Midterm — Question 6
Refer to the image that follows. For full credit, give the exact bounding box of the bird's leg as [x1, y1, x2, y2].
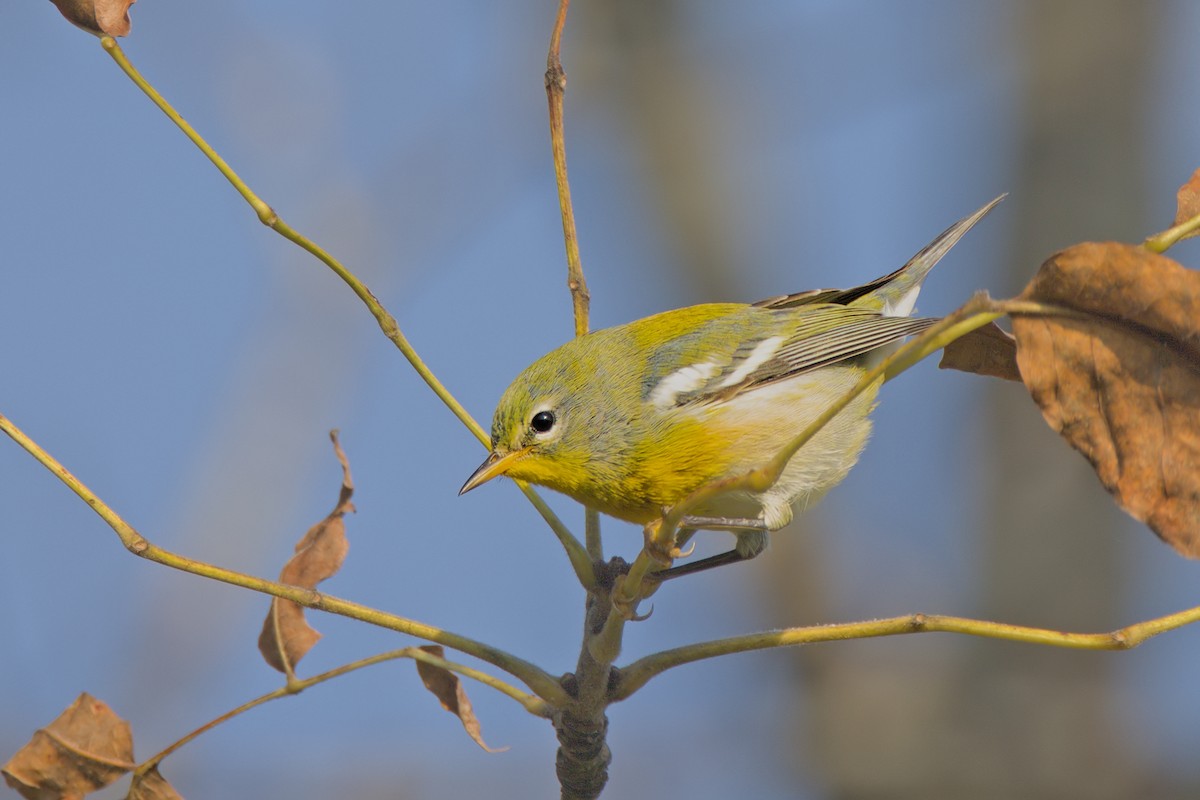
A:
[654, 516, 768, 581]
[652, 548, 750, 580]
[681, 515, 769, 532]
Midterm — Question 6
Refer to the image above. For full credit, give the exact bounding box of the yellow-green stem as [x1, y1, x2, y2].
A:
[135, 646, 548, 778]
[545, 0, 604, 565]
[1143, 209, 1200, 253]
[614, 605, 1200, 701]
[99, 36, 485, 446]
[0, 410, 571, 708]
[519, 482, 596, 587]
[612, 294, 1005, 613]
[98, 36, 596, 590]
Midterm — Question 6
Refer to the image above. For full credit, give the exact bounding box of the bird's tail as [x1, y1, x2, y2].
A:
[865, 194, 1006, 317]
[753, 195, 1005, 316]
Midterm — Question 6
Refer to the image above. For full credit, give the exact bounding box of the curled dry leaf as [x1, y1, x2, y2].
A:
[2, 693, 135, 800]
[49, 0, 136, 37]
[416, 646, 506, 753]
[939, 320, 1020, 382]
[258, 431, 354, 674]
[1013, 242, 1200, 556]
[128, 767, 184, 800]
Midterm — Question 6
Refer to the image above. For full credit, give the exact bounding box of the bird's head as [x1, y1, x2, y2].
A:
[459, 344, 594, 498]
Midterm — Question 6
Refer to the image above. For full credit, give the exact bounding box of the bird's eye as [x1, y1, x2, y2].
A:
[530, 410, 556, 434]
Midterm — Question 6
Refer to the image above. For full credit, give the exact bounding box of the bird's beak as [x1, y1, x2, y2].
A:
[459, 449, 524, 495]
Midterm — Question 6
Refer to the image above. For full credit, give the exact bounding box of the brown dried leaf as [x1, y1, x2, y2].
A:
[2, 693, 135, 800]
[128, 767, 183, 800]
[939, 320, 1020, 382]
[416, 646, 506, 753]
[1174, 167, 1200, 229]
[1013, 242, 1200, 556]
[49, 0, 136, 37]
[258, 431, 354, 674]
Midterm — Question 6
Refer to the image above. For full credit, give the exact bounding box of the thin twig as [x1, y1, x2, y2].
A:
[99, 37, 483, 444]
[545, 0, 590, 340]
[544, 5, 616, 798]
[545, 0, 604, 566]
[611, 294, 1007, 614]
[614, 604, 1200, 701]
[0, 410, 571, 708]
[134, 647, 549, 778]
[96, 36, 596, 589]
[610, 288, 1200, 693]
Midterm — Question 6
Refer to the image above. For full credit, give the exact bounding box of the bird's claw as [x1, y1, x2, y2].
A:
[610, 575, 654, 621]
[642, 520, 692, 567]
[673, 540, 697, 559]
[623, 601, 654, 622]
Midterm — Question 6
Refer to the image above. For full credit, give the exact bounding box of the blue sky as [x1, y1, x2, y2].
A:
[3, 2, 1199, 798]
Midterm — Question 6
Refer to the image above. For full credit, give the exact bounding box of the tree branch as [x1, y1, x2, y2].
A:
[0, 410, 571, 708]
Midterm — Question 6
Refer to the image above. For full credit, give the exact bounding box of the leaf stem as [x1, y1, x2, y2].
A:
[1143, 209, 1200, 253]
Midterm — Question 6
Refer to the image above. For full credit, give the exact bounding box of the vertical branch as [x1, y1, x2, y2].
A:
[545, 0, 603, 564]
[545, 6, 612, 800]
[546, 0, 591, 339]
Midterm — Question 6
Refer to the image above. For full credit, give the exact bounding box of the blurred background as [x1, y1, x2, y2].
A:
[3, 1, 1199, 798]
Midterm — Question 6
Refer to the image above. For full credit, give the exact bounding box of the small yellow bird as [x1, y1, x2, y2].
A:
[462, 197, 1002, 575]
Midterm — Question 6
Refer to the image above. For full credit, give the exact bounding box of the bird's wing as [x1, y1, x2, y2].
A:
[774, 312, 934, 371]
[643, 305, 935, 410]
[751, 282, 893, 311]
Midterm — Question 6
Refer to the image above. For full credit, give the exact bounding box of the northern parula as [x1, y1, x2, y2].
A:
[462, 197, 1002, 573]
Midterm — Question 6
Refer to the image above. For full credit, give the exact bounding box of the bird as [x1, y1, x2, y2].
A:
[461, 196, 1003, 577]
